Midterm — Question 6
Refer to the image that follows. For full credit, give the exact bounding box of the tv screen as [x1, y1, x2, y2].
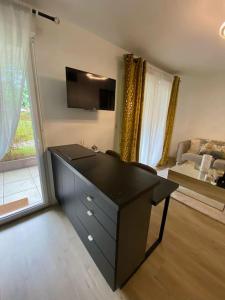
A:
[66, 67, 116, 111]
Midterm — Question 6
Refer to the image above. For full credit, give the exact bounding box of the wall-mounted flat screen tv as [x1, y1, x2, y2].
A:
[66, 67, 116, 111]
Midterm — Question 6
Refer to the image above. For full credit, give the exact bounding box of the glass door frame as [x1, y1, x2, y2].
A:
[0, 37, 50, 226]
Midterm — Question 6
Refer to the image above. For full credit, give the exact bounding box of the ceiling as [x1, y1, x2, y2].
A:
[29, 0, 225, 74]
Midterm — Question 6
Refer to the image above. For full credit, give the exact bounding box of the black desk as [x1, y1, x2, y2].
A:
[49, 144, 178, 291]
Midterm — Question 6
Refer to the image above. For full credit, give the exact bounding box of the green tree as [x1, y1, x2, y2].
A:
[22, 82, 30, 110]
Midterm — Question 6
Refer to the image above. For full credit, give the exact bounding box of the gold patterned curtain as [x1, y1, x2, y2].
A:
[158, 76, 181, 166]
[120, 54, 146, 162]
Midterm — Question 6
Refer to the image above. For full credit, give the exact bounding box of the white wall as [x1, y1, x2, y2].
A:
[34, 18, 126, 151]
[34, 18, 225, 159]
[170, 74, 225, 156]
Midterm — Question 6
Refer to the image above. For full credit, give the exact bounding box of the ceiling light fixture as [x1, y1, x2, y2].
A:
[86, 73, 108, 80]
[219, 22, 225, 39]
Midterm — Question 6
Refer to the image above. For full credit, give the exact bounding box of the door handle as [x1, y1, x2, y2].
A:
[86, 196, 93, 202]
[88, 235, 93, 242]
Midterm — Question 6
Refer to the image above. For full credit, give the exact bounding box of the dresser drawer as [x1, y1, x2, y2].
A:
[77, 175, 118, 223]
[73, 216, 115, 290]
[78, 191, 117, 240]
[76, 199, 116, 267]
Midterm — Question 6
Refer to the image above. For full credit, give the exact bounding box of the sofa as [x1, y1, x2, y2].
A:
[176, 138, 225, 171]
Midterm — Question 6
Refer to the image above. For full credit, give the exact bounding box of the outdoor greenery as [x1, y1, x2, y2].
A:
[3, 145, 36, 161]
[2, 84, 36, 162]
[22, 83, 30, 110]
[13, 111, 34, 143]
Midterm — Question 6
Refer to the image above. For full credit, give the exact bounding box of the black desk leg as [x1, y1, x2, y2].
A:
[145, 196, 171, 259]
[158, 195, 170, 242]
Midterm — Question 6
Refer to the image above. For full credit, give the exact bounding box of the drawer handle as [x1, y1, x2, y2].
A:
[86, 196, 93, 202]
[87, 210, 93, 216]
[88, 235, 93, 242]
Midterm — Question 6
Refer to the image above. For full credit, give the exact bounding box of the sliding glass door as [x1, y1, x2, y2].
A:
[0, 41, 48, 223]
[0, 1, 48, 223]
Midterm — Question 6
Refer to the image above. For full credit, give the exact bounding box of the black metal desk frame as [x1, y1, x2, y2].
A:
[145, 195, 171, 258]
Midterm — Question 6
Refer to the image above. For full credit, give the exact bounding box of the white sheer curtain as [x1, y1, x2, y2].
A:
[0, 1, 31, 160]
[139, 64, 173, 167]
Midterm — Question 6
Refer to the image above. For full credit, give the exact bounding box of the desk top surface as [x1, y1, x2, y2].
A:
[49, 144, 178, 207]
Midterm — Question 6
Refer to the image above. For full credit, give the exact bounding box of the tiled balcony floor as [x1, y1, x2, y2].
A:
[0, 166, 42, 207]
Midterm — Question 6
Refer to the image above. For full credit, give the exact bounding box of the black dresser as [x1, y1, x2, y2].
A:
[49, 144, 178, 291]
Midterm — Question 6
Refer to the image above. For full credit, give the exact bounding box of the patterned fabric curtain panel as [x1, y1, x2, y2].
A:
[158, 76, 181, 166]
[120, 54, 146, 162]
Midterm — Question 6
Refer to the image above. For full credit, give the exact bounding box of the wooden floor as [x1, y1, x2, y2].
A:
[1, 200, 225, 300]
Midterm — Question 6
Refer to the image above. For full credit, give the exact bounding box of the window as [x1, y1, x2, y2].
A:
[139, 65, 173, 167]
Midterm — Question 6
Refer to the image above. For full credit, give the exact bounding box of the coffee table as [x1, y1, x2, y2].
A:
[168, 162, 225, 211]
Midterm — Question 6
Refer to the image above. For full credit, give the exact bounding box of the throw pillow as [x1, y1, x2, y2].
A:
[212, 145, 225, 159]
[200, 143, 225, 159]
[211, 151, 225, 159]
[188, 139, 201, 154]
[200, 142, 214, 155]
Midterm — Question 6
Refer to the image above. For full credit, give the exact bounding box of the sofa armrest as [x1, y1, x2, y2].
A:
[176, 140, 191, 164]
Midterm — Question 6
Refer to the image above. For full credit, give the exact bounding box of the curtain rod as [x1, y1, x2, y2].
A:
[32, 9, 60, 24]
